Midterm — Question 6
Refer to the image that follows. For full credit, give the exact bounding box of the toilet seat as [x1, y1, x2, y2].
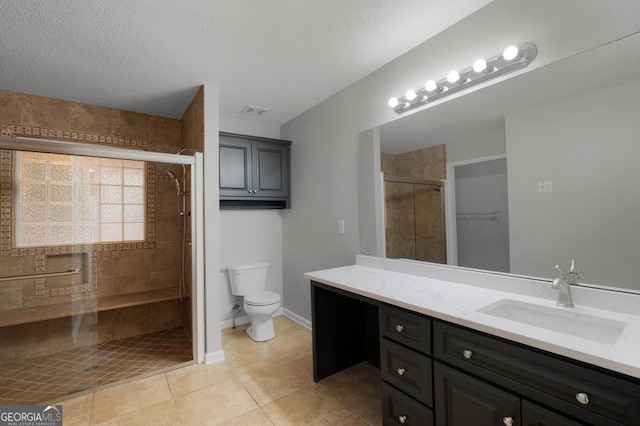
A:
[245, 291, 280, 306]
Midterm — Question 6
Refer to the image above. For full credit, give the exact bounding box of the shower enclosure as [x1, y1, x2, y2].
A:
[384, 176, 446, 263]
[0, 136, 203, 405]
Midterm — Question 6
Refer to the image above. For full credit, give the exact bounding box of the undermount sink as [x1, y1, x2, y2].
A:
[478, 299, 627, 344]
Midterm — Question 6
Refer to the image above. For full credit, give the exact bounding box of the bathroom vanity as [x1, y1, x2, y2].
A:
[307, 256, 640, 426]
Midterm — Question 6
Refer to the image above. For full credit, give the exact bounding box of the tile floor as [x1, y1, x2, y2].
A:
[0, 327, 192, 405]
[56, 316, 382, 425]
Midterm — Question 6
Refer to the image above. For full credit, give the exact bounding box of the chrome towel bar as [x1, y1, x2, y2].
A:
[0, 268, 81, 282]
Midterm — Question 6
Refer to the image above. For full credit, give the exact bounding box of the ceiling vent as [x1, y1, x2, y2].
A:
[240, 105, 270, 117]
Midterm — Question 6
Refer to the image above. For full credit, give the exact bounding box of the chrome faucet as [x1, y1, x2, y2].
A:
[553, 260, 581, 308]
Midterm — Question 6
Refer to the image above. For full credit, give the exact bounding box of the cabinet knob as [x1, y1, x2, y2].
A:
[576, 392, 590, 405]
[502, 416, 514, 426]
[463, 350, 473, 359]
[398, 415, 407, 424]
[397, 368, 406, 376]
[247, 190, 252, 194]
[395, 325, 404, 332]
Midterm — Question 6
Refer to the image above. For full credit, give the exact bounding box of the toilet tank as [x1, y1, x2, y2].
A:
[227, 262, 269, 296]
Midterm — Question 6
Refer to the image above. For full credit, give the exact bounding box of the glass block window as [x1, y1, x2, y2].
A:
[14, 152, 146, 247]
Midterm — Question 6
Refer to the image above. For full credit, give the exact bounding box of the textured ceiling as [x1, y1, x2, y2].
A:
[0, 0, 492, 124]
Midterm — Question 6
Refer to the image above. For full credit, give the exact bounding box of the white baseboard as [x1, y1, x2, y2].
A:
[282, 308, 312, 330]
[220, 314, 251, 330]
[204, 349, 225, 364]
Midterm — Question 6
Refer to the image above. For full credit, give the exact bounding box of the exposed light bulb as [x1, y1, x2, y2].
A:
[424, 80, 438, 92]
[472, 59, 487, 72]
[405, 89, 417, 101]
[503, 45, 519, 61]
[388, 97, 399, 108]
[447, 70, 461, 83]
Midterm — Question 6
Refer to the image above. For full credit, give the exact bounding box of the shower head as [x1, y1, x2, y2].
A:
[167, 170, 181, 196]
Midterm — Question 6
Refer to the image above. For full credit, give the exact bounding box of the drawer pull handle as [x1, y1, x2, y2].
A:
[395, 325, 404, 332]
[398, 415, 407, 424]
[463, 350, 473, 359]
[502, 416, 513, 426]
[576, 392, 590, 405]
[397, 368, 406, 376]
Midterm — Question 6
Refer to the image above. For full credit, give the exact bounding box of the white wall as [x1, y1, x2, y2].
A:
[506, 80, 640, 289]
[455, 158, 509, 272]
[219, 210, 283, 321]
[220, 115, 281, 140]
[203, 86, 222, 361]
[446, 127, 506, 163]
[280, 0, 640, 322]
[218, 115, 284, 325]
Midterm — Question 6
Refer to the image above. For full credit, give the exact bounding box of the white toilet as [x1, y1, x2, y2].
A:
[227, 262, 281, 342]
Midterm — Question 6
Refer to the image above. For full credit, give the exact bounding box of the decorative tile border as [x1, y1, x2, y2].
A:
[0, 125, 157, 298]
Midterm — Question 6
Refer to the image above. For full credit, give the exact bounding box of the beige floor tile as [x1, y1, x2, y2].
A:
[221, 325, 258, 352]
[174, 379, 257, 425]
[341, 417, 370, 426]
[91, 374, 172, 424]
[225, 343, 284, 376]
[319, 362, 381, 416]
[358, 400, 382, 426]
[165, 362, 236, 397]
[262, 385, 356, 426]
[273, 316, 308, 335]
[56, 393, 93, 426]
[237, 360, 315, 406]
[218, 408, 274, 425]
[94, 400, 179, 426]
[267, 329, 312, 358]
[288, 348, 314, 378]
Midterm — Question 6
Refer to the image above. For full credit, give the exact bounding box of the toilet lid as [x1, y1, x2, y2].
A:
[245, 291, 281, 306]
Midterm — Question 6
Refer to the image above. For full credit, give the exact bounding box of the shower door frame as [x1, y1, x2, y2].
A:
[0, 135, 206, 364]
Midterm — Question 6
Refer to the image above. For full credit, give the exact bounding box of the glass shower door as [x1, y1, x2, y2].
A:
[0, 148, 193, 405]
[384, 177, 446, 263]
[414, 184, 446, 263]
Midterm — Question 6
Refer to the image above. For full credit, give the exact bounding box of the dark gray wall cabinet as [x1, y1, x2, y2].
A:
[219, 132, 291, 209]
[310, 281, 640, 426]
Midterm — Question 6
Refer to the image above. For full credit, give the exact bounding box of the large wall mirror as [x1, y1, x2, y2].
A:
[361, 30, 640, 294]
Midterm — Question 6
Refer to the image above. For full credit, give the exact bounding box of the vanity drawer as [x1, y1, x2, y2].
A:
[434, 321, 640, 426]
[382, 381, 433, 426]
[380, 304, 431, 354]
[381, 338, 433, 406]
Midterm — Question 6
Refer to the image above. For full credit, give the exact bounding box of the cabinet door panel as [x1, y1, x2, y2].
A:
[521, 401, 583, 426]
[435, 362, 519, 426]
[219, 140, 252, 196]
[253, 142, 289, 197]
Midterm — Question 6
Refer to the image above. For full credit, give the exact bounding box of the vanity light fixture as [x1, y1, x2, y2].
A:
[388, 42, 537, 113]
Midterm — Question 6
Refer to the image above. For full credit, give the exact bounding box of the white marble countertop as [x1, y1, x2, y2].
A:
[305, 256, 640, 379]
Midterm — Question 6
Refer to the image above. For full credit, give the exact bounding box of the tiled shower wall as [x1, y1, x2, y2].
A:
[0, 89, 203, 361]
[381, 145, 446, 260]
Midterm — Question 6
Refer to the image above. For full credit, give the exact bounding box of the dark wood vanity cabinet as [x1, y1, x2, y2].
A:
[310, 281, 640, 426]
[380, 304, 434, 425]
[219, 132, 291, 209]
[434, 322, 640, 426]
